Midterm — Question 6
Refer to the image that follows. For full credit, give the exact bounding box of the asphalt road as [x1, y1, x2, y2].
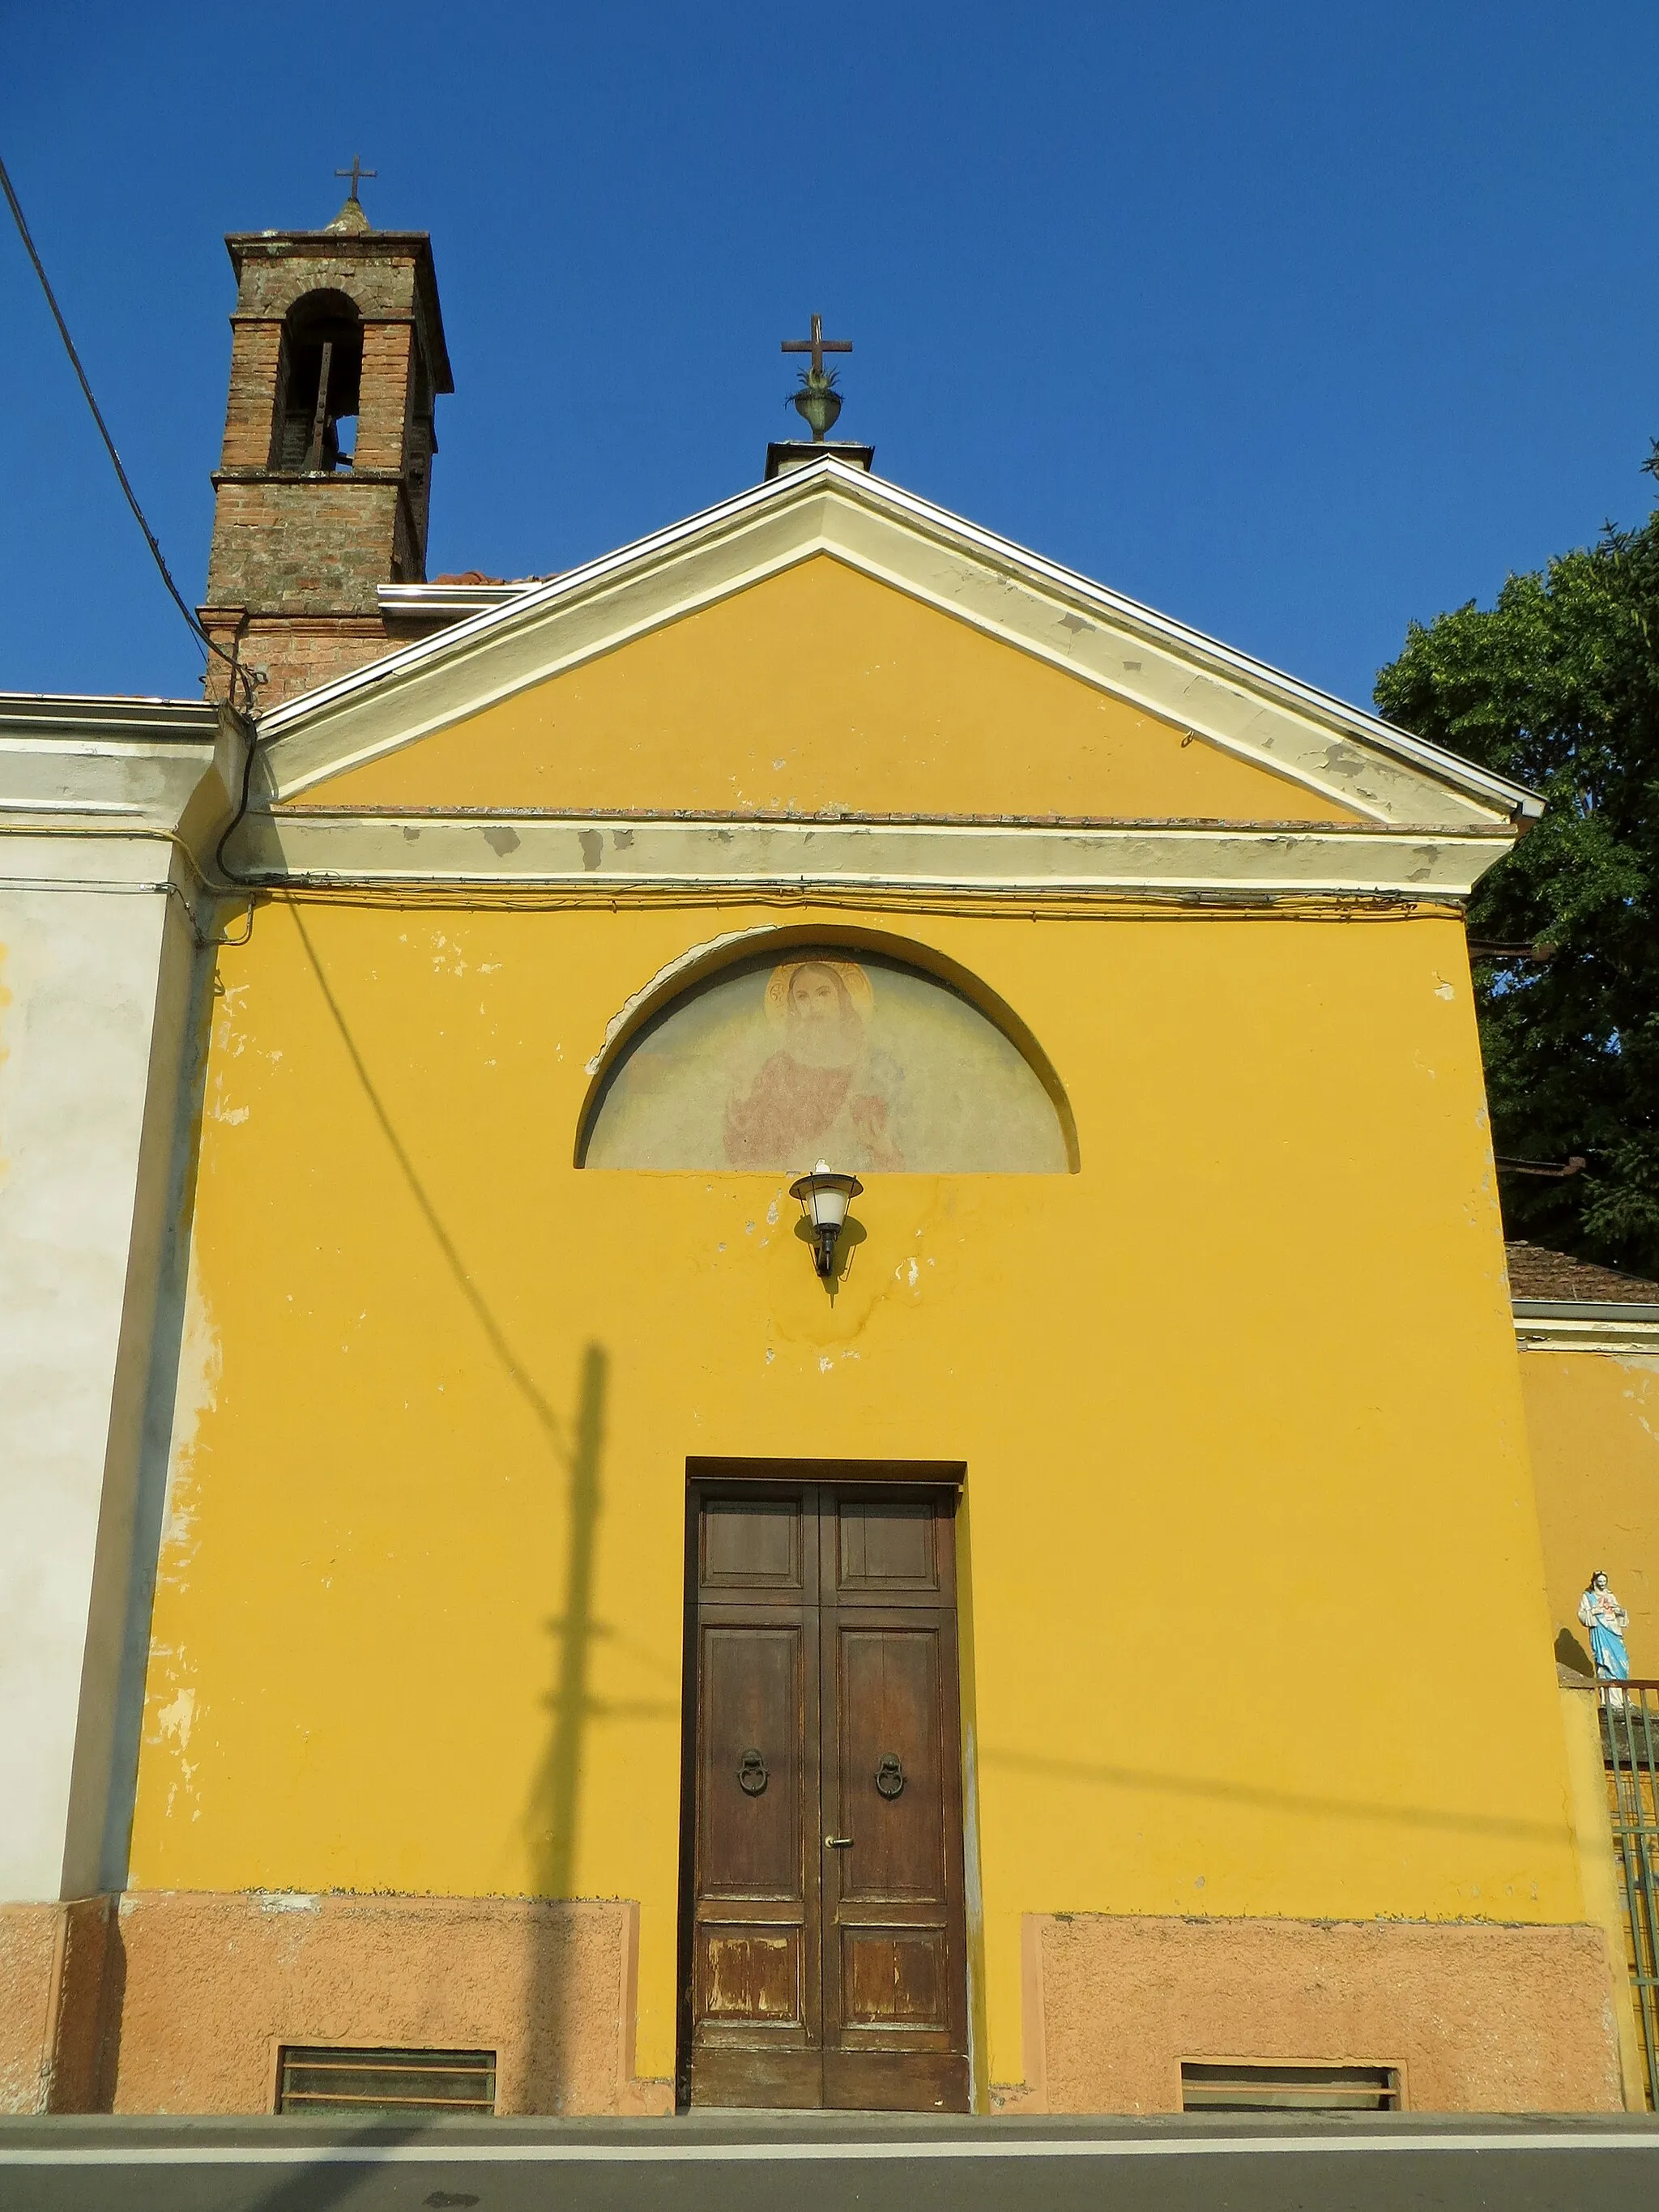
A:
[2, 2113, 1657, 2212]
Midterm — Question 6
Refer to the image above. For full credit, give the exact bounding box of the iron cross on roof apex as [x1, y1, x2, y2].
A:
[782, 314, 852, 442]
[781, 313, 851, 379]
[334, 156, 377, 204]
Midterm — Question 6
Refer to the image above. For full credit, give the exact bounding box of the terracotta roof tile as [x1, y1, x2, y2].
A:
[428, 572, 557, 586]
[1505, 1240, 1659, 1305]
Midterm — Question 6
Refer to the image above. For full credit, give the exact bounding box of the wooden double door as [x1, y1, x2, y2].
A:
[682, 1476, 970, 2111]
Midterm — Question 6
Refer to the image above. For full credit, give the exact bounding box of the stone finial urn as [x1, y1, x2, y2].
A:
[791, 369, 842, 441]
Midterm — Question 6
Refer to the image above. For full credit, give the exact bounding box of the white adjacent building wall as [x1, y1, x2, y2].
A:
[1, 880, 172, 1895]
[0, 700, 221, 1906]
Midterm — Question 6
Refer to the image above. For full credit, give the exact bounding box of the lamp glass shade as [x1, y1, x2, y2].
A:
[789, 1166, 864, 1230]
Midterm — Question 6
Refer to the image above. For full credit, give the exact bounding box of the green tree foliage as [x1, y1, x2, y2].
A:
[1373, 459, 1659, 1277]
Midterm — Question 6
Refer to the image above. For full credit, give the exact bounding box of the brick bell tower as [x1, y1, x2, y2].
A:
[199, 180, 454, 707]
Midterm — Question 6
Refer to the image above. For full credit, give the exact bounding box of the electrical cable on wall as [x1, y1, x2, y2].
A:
[0, 149, 257, 720]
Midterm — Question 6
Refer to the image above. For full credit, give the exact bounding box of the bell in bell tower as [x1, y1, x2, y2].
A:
[199, 168, 454, 707]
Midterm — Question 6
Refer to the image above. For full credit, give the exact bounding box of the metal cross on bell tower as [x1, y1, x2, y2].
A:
[782, 313, 851, 441]
[334, 156, 377, 207]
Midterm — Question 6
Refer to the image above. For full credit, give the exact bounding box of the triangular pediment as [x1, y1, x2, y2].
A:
[302, 554, 1363, 826]
[225, 459, 1537, 900]
[253, 460, 1534, 837]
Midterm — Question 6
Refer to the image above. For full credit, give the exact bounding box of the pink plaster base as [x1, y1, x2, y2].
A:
[9, 1896, 1627, 2117]
[0, 1900, 114, 2114]
[84, 1890, 670, 2116]
[0, 1904, 60, 2115]
[992, 1913, 1625, 2114]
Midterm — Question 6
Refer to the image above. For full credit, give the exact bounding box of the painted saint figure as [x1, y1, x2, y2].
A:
[1578, 1571, 1631, 1684]
[723, 959, 906, 1173]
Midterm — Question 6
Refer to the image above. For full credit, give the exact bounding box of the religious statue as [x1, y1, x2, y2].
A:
[1578, 1571, 1631, 1685]
[723, 959, 906, 1172]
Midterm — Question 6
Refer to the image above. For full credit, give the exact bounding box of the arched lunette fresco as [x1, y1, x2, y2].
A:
[578, 935, 1077, 1173]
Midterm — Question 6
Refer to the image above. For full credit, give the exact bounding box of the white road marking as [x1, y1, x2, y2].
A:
[0, 2133, 1655, 2167]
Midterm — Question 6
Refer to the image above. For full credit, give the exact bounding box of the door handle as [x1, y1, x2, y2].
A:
[824, 1835, 854, 1848]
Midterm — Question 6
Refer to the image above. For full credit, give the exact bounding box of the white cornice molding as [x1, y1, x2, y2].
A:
[224, 809, 1512, 898]
[0, 831, 200, 892]
[1513, 1301, 1659, 1355]
[379, 583, 536, 618]
[0, 695, 222, 864]
[254, 461, 1539, 833]
[0, 693, 219, 739]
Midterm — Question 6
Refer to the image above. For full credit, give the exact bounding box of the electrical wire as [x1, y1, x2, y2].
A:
[0, 149, 255, 716]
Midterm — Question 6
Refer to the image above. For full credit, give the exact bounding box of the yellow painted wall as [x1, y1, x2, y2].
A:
[1523, 1349, 1659, 1676]
[1559, 1683, 1648, 2107]
[309, 557, 1362, 823]
[131, 893, 1580, 2090]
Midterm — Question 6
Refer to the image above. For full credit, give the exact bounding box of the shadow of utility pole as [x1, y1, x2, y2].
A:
[286, 910, 608, 2134]
[245, 2125, 434, 2212]
[522, 1344, 608, 2111]
[285, 915, 667, 2120]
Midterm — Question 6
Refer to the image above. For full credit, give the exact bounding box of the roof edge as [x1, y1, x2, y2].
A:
[254, 454, 1543, 824]
[0, 693, 220, 744]
[1513, 1298, 1659, 1321]
[1513, 1300, 1659, 1355]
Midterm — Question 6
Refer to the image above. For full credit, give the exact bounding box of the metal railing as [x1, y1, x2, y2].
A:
[1599, 1680, 1659, 2109]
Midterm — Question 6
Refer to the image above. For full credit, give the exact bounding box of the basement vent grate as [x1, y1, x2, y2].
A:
[1181, 2061, 1400, 2112]
[276, 2046, 497, 2116]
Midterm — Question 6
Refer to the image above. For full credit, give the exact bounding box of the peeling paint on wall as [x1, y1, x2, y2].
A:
[584, 924, 780, 1075]
[130, 1260, 224, 1847]
[159, 1263, 222, 1572]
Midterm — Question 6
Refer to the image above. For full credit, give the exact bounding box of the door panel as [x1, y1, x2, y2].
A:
[703, 1494, 806, 1590]
[699, 1928, 801, 2022]
[842, 1928, 946, 2026]
[834, 1626, 945, 1899]
[836, 1497, 941, 1595]
[698, 1625, 802, 1899]
[686, 1479, 967, 2112]
[821, 1605, 966, 2103]
[691, 1601, 818, 2086]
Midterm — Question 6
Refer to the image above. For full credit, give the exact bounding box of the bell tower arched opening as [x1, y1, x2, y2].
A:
[271, 290, 363, 474]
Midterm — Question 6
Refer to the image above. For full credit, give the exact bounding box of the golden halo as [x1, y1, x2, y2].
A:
[764, 958, 875, 1030]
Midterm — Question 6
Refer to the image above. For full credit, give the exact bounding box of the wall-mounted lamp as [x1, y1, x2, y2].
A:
[788, 1162, 864, 1279]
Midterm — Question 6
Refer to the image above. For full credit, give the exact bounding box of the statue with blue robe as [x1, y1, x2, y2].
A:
[1579, 1571, 1631, 1683]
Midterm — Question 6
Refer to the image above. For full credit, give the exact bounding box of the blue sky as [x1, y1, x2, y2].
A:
[2, 1, 1656, 711]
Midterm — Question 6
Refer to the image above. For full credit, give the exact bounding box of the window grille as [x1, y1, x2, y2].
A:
[1601, 1679, 1659, 2110]
[276, 2046, 497, 2116]
[1181, 2061, 1400, 2112]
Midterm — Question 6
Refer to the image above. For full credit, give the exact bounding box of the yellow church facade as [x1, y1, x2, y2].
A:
[2, 200, 1650, 2116]
[64, 464, 1628, 2113]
